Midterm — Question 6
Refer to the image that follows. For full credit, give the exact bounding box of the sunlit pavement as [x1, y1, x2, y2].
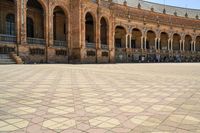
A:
[0, 64, 200, 133]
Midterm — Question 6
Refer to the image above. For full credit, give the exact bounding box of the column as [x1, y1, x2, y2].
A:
[125, 34, 128, 48]
[194, 41, 196, 51]
[144, 37, 147, 50]
[16, 0, 20, 44]
[141, 36, 143, 49]
[21, 0, 27, 44]
[180, 40, 182, 51]
[158, 38, 161, 50]
[171, 39, 173, 51]
[155, 38, 157, 50]
[49, 10, 54, 46]
[191, 41, 193, 52]
[182, 40, 185, 51]
[129, 34, 132, 48]
[167, 39, 170, 50]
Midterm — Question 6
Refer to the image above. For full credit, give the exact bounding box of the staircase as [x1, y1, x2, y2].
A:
[0, 54, 16, 64]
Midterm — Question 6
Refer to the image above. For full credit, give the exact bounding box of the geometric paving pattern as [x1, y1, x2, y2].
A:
[0, 64, 200, 133]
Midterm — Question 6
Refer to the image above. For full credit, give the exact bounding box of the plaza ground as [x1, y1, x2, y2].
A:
[0, 64, 200, 133]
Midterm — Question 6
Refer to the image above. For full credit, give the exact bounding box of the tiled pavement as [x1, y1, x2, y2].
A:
[0, 64, 200, 133]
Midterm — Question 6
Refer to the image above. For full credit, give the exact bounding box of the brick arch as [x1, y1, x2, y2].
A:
[131, 28, 142, 49]
[100, 16, 109, 46]
[114, 25, 128, 34]
[146, 30, 156, 50]
[26, 0, 48, 15]
[131, 27, 143, 33]
[52, 5, 70, 20]
[160, 32, 169, 50]
[196, 36, 200, 51]
[26, 0, 48, 39]
[185, 34, 192, 51]
[84, 11, 97, 44]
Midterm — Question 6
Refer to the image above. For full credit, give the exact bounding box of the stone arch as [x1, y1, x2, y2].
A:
[53, 6, 69, 44]
[100, 16, 109, 45]
[185, 35, 192, 51]
[114, 24, 128, 35]
[173, 33, 181, 50]
[85, 12, 96, 46]
[146, 30, 156, 50]
[131, 28, 142, 49]
[160, 32, 169, 50]
[196, 36, 200, 51]
[0, 0, 16, 35]
[26, 0, 46, 39]
[115, 26, 126, 48]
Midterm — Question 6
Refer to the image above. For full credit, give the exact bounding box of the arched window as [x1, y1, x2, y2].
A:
[85, 12, 95, 43]
[6, 14, 15, 35]
[27, 17, 34, 37]
[100, 17, 107, 45]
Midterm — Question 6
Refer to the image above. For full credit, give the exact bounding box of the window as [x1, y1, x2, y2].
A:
[6, 14, 15, 35]
[27, 17, 34, 37]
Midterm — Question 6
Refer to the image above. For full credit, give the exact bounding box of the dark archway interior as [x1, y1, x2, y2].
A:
[27, 0, 44, 38]
[173, 34, 181, 50]
[196, 36, 200, 51]
[160, 32, 168, 50]
[132, 28, 142, 49]
[53, 6, 67, 41]
[115, 26, 126, 48]
[0, 0, 15, 35]
[185, 35, 192, 51]
[85, 13, 94, 43]
[146, 30, 156, 49]
[100, 17, 107, 45]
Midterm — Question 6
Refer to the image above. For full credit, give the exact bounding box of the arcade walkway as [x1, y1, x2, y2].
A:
[0, 64, 200, 133]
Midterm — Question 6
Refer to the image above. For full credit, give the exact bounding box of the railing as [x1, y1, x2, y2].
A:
[86, 43, 96, 49]
[101, 44, 109, 50]
[54, 40, 67, 47]
[27, 37, 45, 45]
[0, 34, 16, 43]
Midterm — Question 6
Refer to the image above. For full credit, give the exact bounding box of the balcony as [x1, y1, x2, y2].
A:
[101, 44, 109, 50]
[0, 34, 16, 43]
[27, 37, 45, 45]
[86, 43, 96, 49]
[54, 40, 67, 47]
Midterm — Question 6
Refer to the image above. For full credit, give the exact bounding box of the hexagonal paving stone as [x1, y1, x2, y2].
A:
[43, 118, 76, 130]
[85, 106, 110, 114]
[89, 117, 120, 128]
[151, 105, 176, 112]
[119, 105, 144, 113]
[8, 107, 36, 115]
[0, 119, 29, 132]
[130, 115, 162, 127]
[48, 106, 74, 115]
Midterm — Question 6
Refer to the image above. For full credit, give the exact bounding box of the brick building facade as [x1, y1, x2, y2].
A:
[0, 0, 200, 63]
